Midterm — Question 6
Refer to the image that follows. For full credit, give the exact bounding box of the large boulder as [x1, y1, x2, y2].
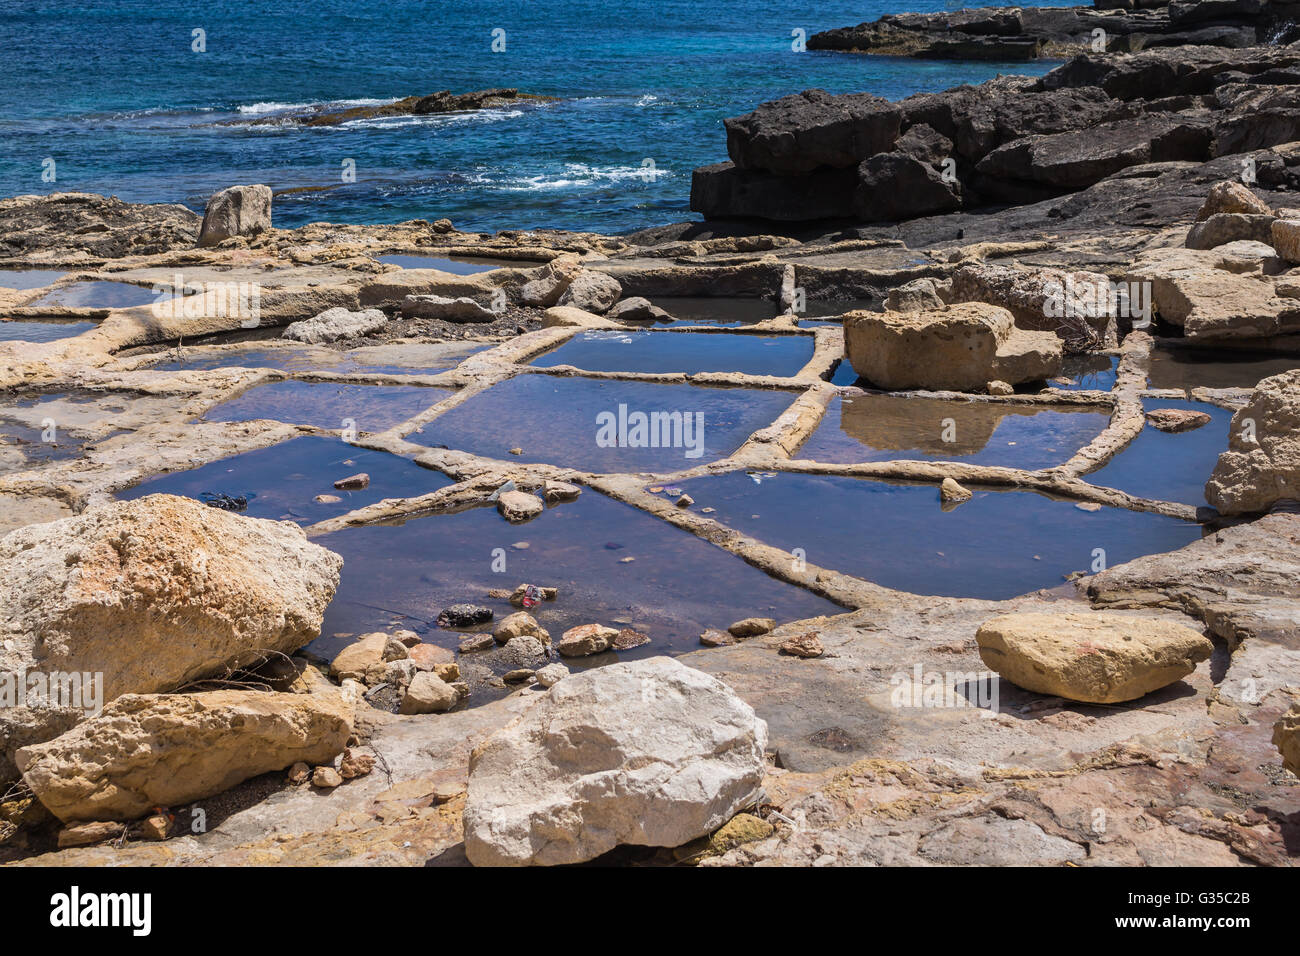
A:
[974, 115, 1211, 193]
[843, 302, 1061, 391]
[976, 612, 1214, 703]
[1196, 180, 1274, 220]
[0, 494, 342, 780]
[400, 294, 497, 322]
[519, 255, 583, 307]
[556, 271, 622, 314]
[724, 89, 902, 174]
[1185, 213, 1275, 250]
[1205, 369, 1300, 514]
[197, 184, 272, 247]
[1126, 247, 1300, 340]
[16, 690, 352, 821]
[282, 307, 387, 344]
[462, 657, 767, 866]
[690, 161, 858, 221]
[950, 263, 1117, 346]
[854, 151, 961, 221]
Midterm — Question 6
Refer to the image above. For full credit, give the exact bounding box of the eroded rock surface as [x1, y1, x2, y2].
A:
[462, 658, 767, 866]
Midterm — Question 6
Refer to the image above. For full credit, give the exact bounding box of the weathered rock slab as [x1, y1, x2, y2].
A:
[462, 657, 767, 866]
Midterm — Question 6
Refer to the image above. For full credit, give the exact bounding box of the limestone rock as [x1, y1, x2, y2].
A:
[1145, 407, 1212, 432]
[16, 690, 353, 822]
[723, 89, 902, 174]
[557, 623, 618, 657]
[496, 490, 544, 523]
[607, 297, 673, 322]
[400, 294, 497, 322]
[463, 657, 768, 866]
[312, 766, 343, 789]
[975, 612, 1213, 703]
[1272, 702, 1300, 777]
[949, 263, 1116, 345]
[541, 480, 582, 503]
[407, 642, 455, 671]
[0, 494, 342, 781]
[779, 631, 825, 658]
[728, 617, 776, 638]
[1185, 213, 1275, 251]
[940, 477, 973, 502]
[1205, 369, 1300, 514]
[519, 256, 583, 307]
[534, 663, 569, 688]
[493, 611, 549, 645]
[885, 277, 947, 312]
[844, 303, 1061, 391]
[557, 271, 623, 314]
[198, 184, 272, 247]
[1272, 219, 1300, 264]
[282, 307, 387, 344]
[1196, 181, 1273, 221]
[399, 672, 464, 715]
[1129, 246, 1300, 340]
[329, 632, 406, 682]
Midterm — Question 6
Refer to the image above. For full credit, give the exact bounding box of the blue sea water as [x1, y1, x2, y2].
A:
[0, 0, 1072, 234]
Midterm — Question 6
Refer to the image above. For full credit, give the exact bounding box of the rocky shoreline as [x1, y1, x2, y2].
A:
[0, 18, 1298, 868]
[807, 0, 1294, 60]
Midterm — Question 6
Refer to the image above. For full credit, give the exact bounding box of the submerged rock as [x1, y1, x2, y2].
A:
[940, 477, 973, 502]
[198, 184, 272, 247]
[844, 303, 1061, 391]
[437, 604, 494, 629]
[0, 494, 342, 782]
[283, 307, 387, 344]
[496, 490, 544, 523]
[975, 611, 1213, 703]
[1205, 369, 1300, 514]
[16, 690, 353, 822]
[1145, 407, 1212, 433]
[462, 657, 768, 866]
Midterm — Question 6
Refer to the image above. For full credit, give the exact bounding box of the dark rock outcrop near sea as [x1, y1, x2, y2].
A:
[691, 42, 1300, 224]
[228, 89, 554, 127]
[807, 0, 1295, 60]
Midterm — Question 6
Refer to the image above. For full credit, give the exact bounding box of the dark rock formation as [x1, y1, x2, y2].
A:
[690, 42, 1300, 224]
[230, 89, 554, 127]
[0, 192, 200, 258]
[807, 0, 1285, 60]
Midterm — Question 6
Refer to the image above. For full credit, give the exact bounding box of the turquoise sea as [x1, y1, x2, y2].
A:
[0, 1, 1072, 232]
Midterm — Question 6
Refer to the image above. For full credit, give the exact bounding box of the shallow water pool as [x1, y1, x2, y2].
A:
[26, 280, 162, 309]
[678, 470, 1204, 600]
[314, 487, 840, 660]
[119, 435, 452, 523]
[530, 330, 813, 377]
[1083, 398, 1232, 506]
[0, 319, 97, 342]
[796, 394, 1108, 470]
[408, 374, 796, 472]
[202, 380, 454, 432]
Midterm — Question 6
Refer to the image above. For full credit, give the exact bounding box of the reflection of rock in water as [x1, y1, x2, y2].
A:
[836, 394, 1042, 456]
